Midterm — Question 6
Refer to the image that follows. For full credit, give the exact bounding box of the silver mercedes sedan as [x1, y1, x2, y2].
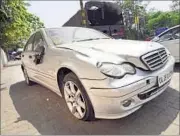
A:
[21, 27, 175, 121]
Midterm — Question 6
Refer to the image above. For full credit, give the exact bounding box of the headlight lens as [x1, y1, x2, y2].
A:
[97, 63, 136, 78]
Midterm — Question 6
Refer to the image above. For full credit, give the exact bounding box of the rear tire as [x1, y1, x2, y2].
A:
[23, 68, 34, 86]
[63, 72, 95, 121]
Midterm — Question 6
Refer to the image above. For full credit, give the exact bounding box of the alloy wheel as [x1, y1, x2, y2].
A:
[64, 81, 86, 119]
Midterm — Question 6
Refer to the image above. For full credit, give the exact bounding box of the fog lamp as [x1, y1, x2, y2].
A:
[122, 99, 132, 107]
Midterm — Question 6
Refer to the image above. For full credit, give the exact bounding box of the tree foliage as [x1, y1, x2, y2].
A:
[0, 0, 44, 50]
[119, 0, 180, 38]
[119, 0, 150, 40]
[146, 11, 180, 33]
[120, 0, 148, 27]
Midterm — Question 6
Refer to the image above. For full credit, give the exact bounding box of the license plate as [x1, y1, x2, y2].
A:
[158, 71, 173, 87]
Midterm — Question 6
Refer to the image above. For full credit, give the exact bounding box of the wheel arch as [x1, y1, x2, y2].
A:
[56, 67, 80, 96]
[56, 65, 96, 120]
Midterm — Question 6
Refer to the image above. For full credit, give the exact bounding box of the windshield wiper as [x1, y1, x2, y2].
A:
[75, 38, 110, 42]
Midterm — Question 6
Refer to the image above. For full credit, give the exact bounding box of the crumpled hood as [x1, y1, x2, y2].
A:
[57, 39, 164, 60]
[56, 39, 165, 69]
[87, 39, 163, 56]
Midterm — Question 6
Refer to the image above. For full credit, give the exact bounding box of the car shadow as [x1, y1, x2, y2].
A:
[9, 80, 179, 135]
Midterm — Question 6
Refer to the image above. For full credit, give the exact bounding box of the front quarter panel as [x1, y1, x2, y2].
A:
[52, 47, 107, 80]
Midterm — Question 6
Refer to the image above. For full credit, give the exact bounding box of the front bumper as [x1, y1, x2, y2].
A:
[80, 56, 175, 119]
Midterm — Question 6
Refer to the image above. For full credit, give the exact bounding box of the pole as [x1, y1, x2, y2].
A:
[79, 0, 87, 27]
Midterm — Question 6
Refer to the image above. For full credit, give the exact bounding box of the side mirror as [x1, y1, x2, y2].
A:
[34, 46, 45, 65]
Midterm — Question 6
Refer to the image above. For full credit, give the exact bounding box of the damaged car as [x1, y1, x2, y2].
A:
[21, 27, 175, 121]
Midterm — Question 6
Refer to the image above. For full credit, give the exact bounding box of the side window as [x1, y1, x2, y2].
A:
[159, 30, 173, 41]
[172, 27, 180, 39]
[24, 34, 34, 51]
[33, 32, 45, 51]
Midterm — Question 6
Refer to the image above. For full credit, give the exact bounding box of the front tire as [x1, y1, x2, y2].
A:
[63, 72, 95, 121]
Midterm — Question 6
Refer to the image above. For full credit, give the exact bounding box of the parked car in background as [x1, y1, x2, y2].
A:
[152, 25, 180, 63]
[155, 27, 168, 36]
[21, 27, 175, 121]
[14, 48, 23, 60]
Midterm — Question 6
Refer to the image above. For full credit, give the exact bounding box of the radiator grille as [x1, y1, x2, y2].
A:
[141, 48, 168, 71]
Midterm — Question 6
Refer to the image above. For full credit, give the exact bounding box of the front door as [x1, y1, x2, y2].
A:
[31, 32, 58, 91]
[21, 34, 36, 78]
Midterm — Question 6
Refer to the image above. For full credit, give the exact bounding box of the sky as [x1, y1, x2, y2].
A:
[27, 1, 173, 28]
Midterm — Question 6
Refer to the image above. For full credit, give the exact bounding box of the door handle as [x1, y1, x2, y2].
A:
[29, 55, 32, 59]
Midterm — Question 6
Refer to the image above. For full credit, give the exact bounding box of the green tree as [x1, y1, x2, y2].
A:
[0, 0, 44, 50]
[120, 0, 150, 40]
[146, 11, 180, 33]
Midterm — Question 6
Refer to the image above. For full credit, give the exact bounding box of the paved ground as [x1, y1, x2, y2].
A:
[1, 61, 179, 135]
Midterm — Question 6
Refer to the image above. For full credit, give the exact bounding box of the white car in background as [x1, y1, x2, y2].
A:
[152, 25, 180, 63]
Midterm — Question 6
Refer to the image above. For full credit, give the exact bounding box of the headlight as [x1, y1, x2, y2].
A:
[97, 62, 136, 78]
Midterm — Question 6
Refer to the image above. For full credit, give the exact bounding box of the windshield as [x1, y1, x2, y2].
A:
[46, 27, 111, 45]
